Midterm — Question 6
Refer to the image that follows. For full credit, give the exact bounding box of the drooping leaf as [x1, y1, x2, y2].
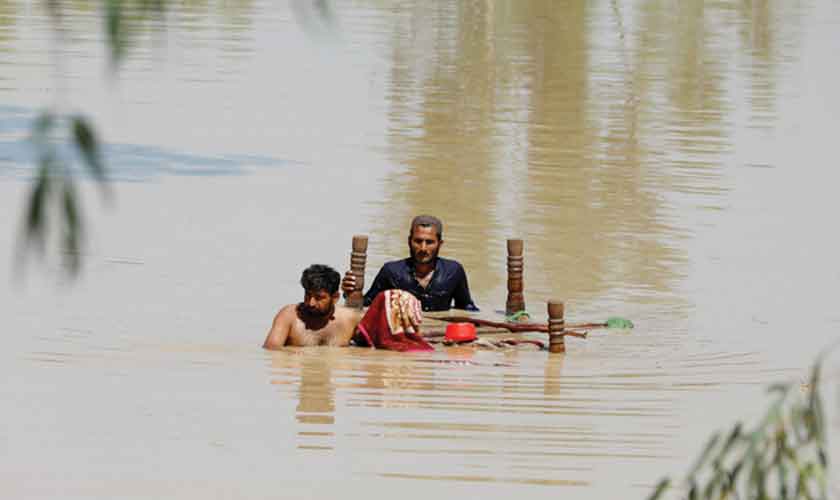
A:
[807, 365, 822, 429]
[62, 180, 80, 235]
[756, 460, 768, 500]
[719, 422, 743, 457]
[791, 407, 810, 444]
[795, 471, 806, 498]
[811, 388, 826, 448]
[106, 0, 126, 65]
[646, 478, 670, 500]
[25, 162, 51, 248]
[703, 464, 725, 500]
[687, 480, 697, 500]
[61, 181, 82, 275]
[687, 431, 721, 478]
[729, 460, 744, 487]
[798, 463, 816, 500]
[62, 224, 81, 274]
[71, 115, 106, 184]
[776, 441, 788, 500]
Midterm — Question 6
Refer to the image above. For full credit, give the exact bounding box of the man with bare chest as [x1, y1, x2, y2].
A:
[263, 264, 362, 349]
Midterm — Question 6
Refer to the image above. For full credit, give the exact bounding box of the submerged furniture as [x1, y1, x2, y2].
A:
[345, 235, 368, 309]
[343, 234, 583, 354]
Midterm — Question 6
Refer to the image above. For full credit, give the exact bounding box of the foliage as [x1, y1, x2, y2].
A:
[23, 112, 110, 275]
[23, 0, 166, 276]
[648, 362, 828, 500]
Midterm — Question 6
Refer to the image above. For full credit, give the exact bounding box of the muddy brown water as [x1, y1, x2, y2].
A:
[1, 1, 839, 498]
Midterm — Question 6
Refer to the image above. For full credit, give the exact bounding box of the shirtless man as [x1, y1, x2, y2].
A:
[263, 264, 362, 349]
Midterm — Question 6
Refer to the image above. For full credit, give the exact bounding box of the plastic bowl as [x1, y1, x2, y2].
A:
[445, 322, 477, 342]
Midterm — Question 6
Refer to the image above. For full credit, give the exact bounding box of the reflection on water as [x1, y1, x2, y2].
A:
[258, 346, 786, 493]
[1, 0, 839, 498]
[375, 0, 809, 314]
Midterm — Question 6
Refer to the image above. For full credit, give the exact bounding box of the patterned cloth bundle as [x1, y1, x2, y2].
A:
[353, 289, 433, 352]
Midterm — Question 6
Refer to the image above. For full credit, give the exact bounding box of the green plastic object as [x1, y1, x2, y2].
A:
[605, 317, 634, 329]
[505, 310, 531, 322]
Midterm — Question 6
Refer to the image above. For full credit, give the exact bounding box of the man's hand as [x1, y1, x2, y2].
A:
[390, 289, 423, 335]
[341, 271, 357, 297]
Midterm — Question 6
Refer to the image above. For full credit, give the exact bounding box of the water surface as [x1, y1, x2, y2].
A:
[2, 0, 839, 498]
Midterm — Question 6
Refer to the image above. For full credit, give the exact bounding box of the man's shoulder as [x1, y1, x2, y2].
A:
[437, 257, 465, 271]
[276, 304, 298, 319]
[380, 258, 412, 272]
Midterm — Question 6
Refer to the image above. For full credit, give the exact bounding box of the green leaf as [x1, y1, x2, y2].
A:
[62, 181, 82, 274]
[719, 422, 743, 457]
[62, 181, 79, 235]
[688, 431, 721, 478]
[703, 464, 727, 500]
[26, 163, 51, 250]
[777, 447, 788, 499]
[791, 407, 810, 444]
[646, 478, 670, 500]
[795, 472, 805, 498]
[687, 481, 697, 500]
[106, 0, 126, 65]
[749, 456, 763, 498]
[799, 464, 816, 500]
[71, 116, 106, 184]
[756, 460, 768, 500]
[812, 388, 826, 446]
[729, 460, 744, 485]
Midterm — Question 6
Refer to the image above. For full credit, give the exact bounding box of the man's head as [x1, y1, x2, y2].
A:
[408, 215, 443, 265]
[299, 264, 341, 317]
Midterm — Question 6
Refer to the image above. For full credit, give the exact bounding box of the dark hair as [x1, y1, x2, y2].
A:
[300, 264, 341, 294]
[409, 215, 443, 240]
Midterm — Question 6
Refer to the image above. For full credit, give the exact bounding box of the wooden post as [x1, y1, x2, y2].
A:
[505, 239, 525, 315]
[547, 300, 565, 354]
[345, 235, 368, 309]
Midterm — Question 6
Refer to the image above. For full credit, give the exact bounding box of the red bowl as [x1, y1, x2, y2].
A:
[445, 322, 477, 342]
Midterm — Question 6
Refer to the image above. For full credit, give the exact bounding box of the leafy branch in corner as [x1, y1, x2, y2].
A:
[648, 361, 828, 500]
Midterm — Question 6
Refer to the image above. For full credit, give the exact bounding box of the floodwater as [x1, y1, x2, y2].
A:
[2, 0, 840, 498]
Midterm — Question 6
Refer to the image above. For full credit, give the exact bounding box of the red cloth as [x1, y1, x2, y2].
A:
[353, 290, 434, 352]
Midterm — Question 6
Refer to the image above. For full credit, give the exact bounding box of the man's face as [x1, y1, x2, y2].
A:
[300, 289, 337, 317]
[408, 226, 442, 265]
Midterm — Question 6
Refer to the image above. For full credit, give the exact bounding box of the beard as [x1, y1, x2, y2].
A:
[299, 303, 334, 318]
[410, 248, 438, 264]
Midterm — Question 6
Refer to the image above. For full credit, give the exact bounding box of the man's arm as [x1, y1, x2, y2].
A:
[262, 306, 294, 350]
[452, 264, 479, 311]
[330, 307, 365, 346]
